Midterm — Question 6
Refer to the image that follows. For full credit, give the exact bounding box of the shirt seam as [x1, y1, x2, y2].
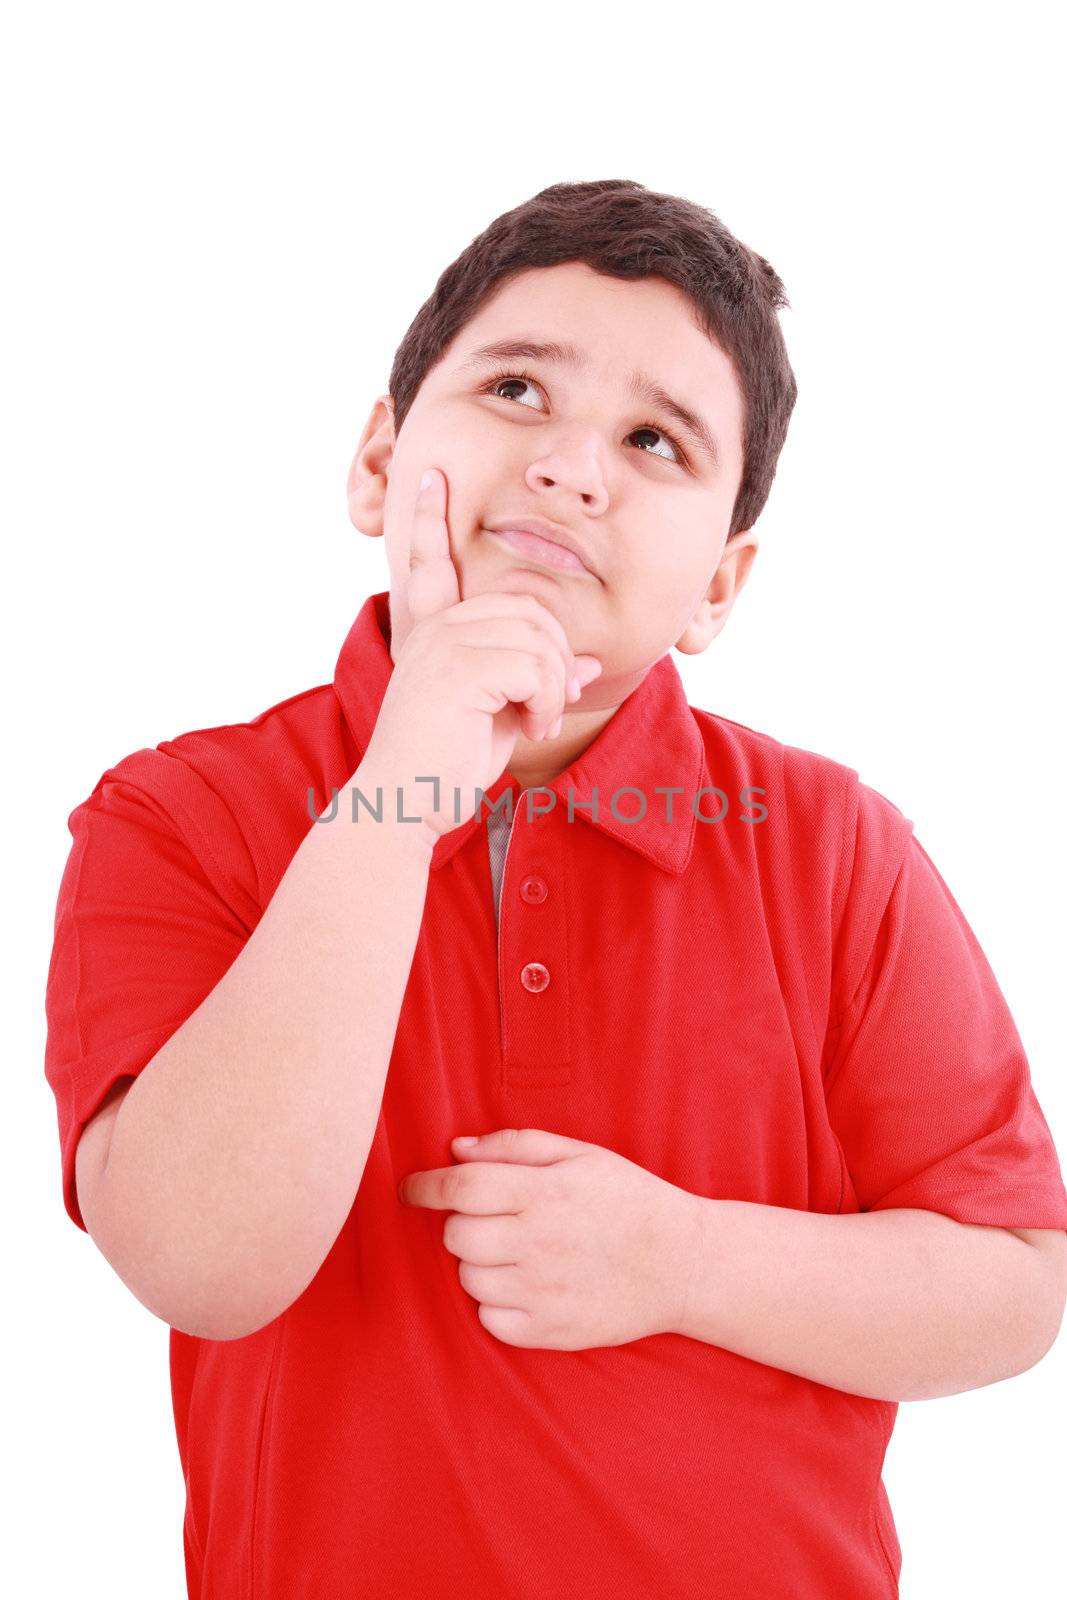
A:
[132, 757, 261, 929]
[822, 838, 911, 1100]
[828, 766, 861, 964]
[66, 809, 90, 1069]
[868, 1401, 900, 1594]
[248, 1317, 284, 1597]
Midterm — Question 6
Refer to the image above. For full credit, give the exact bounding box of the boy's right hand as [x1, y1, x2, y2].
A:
[359, 467, 604, 843]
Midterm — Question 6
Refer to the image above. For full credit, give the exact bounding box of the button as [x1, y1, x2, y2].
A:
[520, 962, 551, 993]
[520, 874, 548, 904]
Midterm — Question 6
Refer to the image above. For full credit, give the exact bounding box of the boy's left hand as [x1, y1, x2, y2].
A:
[397, 1128, 705, 1350]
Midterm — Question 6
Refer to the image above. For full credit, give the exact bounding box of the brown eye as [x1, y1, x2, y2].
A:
[630, 425, 681, 463]
[483, 373, 545, 410]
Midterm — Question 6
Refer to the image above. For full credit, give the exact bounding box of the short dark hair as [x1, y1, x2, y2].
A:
[387, 178, 798, 540]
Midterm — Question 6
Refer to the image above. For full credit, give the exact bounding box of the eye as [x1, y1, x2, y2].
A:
[479, 368, 689, 468]
[484, 371, 545, 412]
[628, 425, 682, 464]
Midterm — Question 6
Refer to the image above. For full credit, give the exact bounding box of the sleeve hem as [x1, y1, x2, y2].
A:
[55, 1023, 187, 1233]
[863, 1181, 1067, 1232]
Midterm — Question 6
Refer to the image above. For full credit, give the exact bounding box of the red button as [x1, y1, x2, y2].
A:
[520, 875, 548, 904]
[520, 962, 551, 993]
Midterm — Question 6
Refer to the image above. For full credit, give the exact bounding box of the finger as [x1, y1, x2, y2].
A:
[448, 590, 579, 705]
[407, 468, 461, 624]
[398, 1164, 527, 1214]
[477, 645, 571, 744]
[455, 592, 601, 707]
[449, 614, 570, 742]
[442, 1211, 522, 1265]
[445, 590, 604, 734]
[457, 1260, 525, 1308]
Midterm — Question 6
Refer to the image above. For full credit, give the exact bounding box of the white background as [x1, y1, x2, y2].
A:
[5, 2, 1065, 1594]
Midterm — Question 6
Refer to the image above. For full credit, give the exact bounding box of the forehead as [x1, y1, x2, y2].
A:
[441, 262, 745, 467]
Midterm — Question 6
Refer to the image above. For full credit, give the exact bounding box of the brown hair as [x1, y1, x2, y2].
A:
[387, 178, 798, 540]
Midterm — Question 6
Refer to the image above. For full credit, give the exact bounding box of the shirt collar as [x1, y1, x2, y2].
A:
[332, 590, 707, 877]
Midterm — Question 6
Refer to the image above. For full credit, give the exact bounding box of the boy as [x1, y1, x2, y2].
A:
[45, 178, 1067, 1598]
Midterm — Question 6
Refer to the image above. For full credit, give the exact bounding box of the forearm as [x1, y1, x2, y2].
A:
[675, 1198, 1061, 1402]
[96, 762, 434, 1342]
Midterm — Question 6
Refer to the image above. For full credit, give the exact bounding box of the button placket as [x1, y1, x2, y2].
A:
[496, 798, 572, 1087]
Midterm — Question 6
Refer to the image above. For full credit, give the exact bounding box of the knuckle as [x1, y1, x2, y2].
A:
[514, 610, 567, 666]
[441, 1166, 468, 1208]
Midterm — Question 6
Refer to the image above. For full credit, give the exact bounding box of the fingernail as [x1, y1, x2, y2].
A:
[568, 673, 580, 699]
[453, 1135, 478, 1148]
[420, 469, 436, 491]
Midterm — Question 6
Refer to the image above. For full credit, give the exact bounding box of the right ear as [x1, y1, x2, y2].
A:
[347, 395, 396, 536]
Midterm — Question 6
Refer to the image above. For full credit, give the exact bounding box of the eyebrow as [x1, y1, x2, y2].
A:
[457, 338, 723, 471]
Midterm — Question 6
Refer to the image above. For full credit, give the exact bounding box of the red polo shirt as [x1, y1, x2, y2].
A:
[45, 588, 1067, 1599]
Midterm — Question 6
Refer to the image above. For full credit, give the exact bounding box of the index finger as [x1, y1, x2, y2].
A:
[398, 1164, 526, 1214]
[407, 467, 461, 624]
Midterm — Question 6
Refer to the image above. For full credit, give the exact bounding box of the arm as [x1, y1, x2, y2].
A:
[674, 1198, 1067, 1402]
[83, 761, 434, 1343]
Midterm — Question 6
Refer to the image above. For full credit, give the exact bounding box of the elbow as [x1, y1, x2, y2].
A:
[909, 1289, 1066, 1403]
[177, 1313, 275, 1343]
[1007, 1325, 1061, 1385]
[1026, 1243, 1067, 1366]
[121, 1275, 290, 1344]
[1022, 1277, 1067, 1374]
[997, 1269, 1067, 1387]
[185, 1299, 290, 1343]
[138, 1263, 297, 1343]
[87, 1172, 293, 1343]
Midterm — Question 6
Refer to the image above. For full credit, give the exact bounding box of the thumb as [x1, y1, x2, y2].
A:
[451, 1127, 588, 1163]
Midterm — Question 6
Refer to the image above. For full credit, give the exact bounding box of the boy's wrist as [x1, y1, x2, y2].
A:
[345, 761, 442, 860]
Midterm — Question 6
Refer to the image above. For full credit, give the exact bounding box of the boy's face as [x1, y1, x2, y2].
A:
[348, 261, 759, 775]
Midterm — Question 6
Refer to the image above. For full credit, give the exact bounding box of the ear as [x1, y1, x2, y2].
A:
[675, 530, 760, 656]
[347, 395, 396, 536]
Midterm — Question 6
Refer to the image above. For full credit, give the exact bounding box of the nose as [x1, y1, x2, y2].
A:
[525, 443, 609, 513]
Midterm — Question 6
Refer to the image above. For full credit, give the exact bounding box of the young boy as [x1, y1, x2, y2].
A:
[45, 178, 1067, 1599]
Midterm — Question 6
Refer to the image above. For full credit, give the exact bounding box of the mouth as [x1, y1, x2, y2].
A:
[484, 527, 597, 578]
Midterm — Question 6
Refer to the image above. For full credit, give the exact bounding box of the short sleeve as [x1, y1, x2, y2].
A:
[823, 784, 1067, 1232]
[44, 755, 258, 1233]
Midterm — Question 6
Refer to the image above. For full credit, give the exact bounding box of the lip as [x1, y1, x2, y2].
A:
[483, 515, 598, 578]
